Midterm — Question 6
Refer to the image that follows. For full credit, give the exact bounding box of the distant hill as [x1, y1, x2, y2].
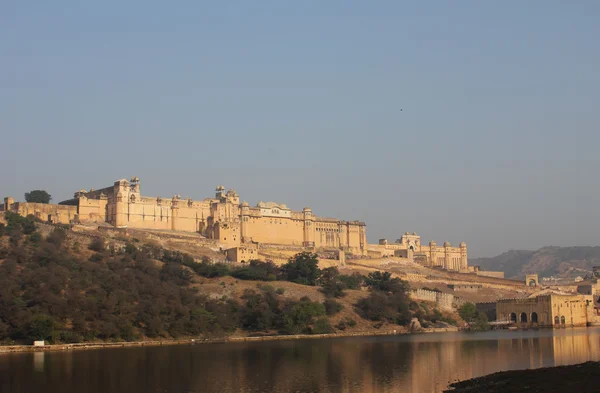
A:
[470, 246, 600, 279]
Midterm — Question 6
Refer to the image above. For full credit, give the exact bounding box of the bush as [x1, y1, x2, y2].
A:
[239, 288, 279, 331]
[124, 243, 137, 255]
[3, 212, 37, 235]
[230, 260, 280, 281]
[365, 271, 409, 293]
[335, 317, 357, 330]
[458, 303, 478, 323]
[311, 317, 334, 334]
[275, 287, 285, 295]
[281, 297, 326, 334]
[355, 291, 411, 325]
[46, 229, 67, 248]
[323, 299, 343, 315]
[191, 261, 231, 278]
[28, 232, 42, 244]
[88, 238, 105, 252]
[339, 273, 364, 290]
[160, 263, 192, 285]
[27, 314, 56, 341]
[319, 267, 346, 298]
[471, 312, 489, 331]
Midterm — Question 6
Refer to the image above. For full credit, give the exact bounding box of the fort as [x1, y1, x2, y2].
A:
[1, 176, 468, 271]
[5, 177, 600, 330]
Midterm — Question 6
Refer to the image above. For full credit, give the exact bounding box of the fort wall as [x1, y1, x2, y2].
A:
[371, 233, 467, 273]
[411, 289, 460, 311]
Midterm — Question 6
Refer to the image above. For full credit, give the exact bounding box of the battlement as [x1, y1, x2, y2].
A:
[0, 177, 365, 255]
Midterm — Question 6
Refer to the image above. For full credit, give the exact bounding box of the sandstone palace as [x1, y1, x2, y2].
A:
[1, 177, 468, 271]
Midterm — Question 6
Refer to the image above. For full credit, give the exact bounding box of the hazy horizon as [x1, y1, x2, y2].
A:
[2, 1, 598, 258]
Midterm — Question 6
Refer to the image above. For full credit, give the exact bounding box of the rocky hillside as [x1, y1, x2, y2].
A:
[471, 246, 600, 279]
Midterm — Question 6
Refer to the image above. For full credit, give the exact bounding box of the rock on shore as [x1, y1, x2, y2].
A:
[444, 361, 600, 393]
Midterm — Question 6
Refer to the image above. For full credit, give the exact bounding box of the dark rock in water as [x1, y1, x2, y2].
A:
[444, 361, 600, 393]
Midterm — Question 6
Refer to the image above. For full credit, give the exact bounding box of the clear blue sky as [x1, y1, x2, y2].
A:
[2, 1, 598, 257]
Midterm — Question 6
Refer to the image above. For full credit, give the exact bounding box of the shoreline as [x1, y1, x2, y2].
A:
[0, 326, 458, 354]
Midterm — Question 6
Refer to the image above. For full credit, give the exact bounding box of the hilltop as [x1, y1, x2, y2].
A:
[470, 246, 600, 279]
[0, 213, 464, 345]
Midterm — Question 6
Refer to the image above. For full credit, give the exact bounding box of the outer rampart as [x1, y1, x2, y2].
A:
[411, 289, 462, 311]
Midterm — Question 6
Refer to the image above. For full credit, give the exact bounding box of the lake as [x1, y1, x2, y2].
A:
[2, 327, 600, 393]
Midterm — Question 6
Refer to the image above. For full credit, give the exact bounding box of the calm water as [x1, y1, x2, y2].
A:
[2, 328, 600, 393]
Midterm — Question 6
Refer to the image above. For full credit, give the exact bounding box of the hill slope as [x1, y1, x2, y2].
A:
[471, 246, 600, 279]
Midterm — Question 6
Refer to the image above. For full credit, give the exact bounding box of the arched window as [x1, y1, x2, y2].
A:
[510, 313, 517, 323]
[531, 312, 538, 323]
[561, 316, 566, 325]
[520, 312, 528, 323]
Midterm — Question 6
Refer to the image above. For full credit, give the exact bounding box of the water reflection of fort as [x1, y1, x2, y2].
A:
[4, 330, 600, 393]
[186, 331, 600, 393]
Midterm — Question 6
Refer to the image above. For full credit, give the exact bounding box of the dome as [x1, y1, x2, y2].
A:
[429, 241, 436, 246]
[412, 232, 417, 236]
[405, 232, 410, 235]
[444, 241, 451, 247]
[241, 201, 249, 207]
[459, 241, 466, 247]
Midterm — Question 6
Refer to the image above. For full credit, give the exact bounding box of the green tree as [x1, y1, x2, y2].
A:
[27, 315, 56, 341]
[24, 190, 52, 204]
[323, 298, 343, 315]
[281, 296, 326, 334]
[311, 317, 334, 334]
[471, 312, 489, 331]
[339, 272, 364, 289]
[281, 252, 321, 285]
[319, 267, 346, 298]
[458, 303, 478, 323]
[364, 271, 409, 294]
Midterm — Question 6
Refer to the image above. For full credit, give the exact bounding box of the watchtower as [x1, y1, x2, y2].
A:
[525, 274, 539, 288]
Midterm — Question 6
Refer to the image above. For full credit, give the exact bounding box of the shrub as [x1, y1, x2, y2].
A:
[355, 291, 411, 325]
[339, 272, 364, 290]
[88, 238, 105, 252]
[239, 289, 279, 331]
[27, 314, 56, 341]
[281, 297, 326, 334]
[59, 330, 83, 344]
[311, 317, 334, 334]
[275, 287, 285, 295]
[46, 229, 67, 248]
[4, 211, 36, 234]
[230, 260, 280, 281]
[458, 303, 478, 322]
[319, 267, 346, 298]
[323, 299, 343, 315]
[28, 232, 42, 244]
[192, 261, 231, 278]
[124, 243, 137, 255]
[364, 271, 409, 294]
[335, 317, 357, 330]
